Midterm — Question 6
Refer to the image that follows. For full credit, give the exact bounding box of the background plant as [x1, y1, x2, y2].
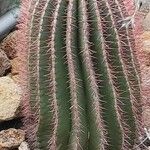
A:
[0, 0, 20, 16]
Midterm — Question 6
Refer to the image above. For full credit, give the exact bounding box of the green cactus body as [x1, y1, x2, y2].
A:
[78, 0, 107, 149]
[88, 1, 137, 149]
[24, 0, 142, 149]
[109, 0, 142, 134]
[87, 0, 123, 149]
[28, 0, 42, 148]
[66, 0, 88, 149]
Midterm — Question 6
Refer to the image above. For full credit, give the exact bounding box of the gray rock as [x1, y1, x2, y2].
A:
[0, 76, 21, 122]
[0, 128, 25, 148]
[0, 50, 11, 76]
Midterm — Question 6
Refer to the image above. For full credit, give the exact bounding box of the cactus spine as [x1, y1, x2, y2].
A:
[23, 0, 142, 149]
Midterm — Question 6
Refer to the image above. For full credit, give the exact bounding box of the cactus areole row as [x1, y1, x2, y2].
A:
[24, 0, 142, 149]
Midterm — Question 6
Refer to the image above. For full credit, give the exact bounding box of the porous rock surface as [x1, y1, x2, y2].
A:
[0, 31, 17, 59]
[10, 57, 19, 77]
[0, 50, 11, 77]
[0, 76, 21, 122]
[0, 128, 25, 149]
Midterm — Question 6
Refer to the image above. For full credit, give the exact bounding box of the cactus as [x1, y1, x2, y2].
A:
[20, 0, 142, 149]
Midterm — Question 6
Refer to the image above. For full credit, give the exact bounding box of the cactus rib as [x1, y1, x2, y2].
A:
[38, 0, 55, 149]
[28, 0, 45, 148]
[78, 0, 107, 149]
[66, 0, 88, 149]
[108, 0, 142, 136]
[95, 0, 138, 149]
[47, 0, 71, 149]
[47, 0, 61, 148]
[87, 0, 127, 149]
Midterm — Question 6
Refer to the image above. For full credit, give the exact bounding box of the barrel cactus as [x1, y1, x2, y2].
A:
[19, 0, 142, 149]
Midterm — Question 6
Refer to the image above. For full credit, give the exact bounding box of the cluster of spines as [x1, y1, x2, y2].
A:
[26, 0, 142, 149]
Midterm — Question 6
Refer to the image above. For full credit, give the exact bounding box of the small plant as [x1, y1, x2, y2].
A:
[0, 0, 20, 41]
[19, 0, 143, 149]
[0, 0, 20, 16]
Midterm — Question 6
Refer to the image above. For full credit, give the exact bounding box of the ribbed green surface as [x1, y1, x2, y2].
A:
[87, 0, 122, 149]
[78, 1, 106, 149]
[38, 0, 54, 149]
[52, 1, 71, 149]
[94, 1, 136, 149]
[27, 0, 142, 149]
[66, 0, 88, 149]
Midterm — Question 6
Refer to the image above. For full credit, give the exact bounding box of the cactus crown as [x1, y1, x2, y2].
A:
[21, 0, 142, 149]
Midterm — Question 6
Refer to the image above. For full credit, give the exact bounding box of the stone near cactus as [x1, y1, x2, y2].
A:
[10, 57, 21, 83]
[141, 31, 150, 53]
[0, 76, 21, 122]
[0, 50, 11, 77]
[0, 147, 9, 150]
[0, 31, 17, 59]
[0, 128, 25, 149]
[18, 142, 30, 150]
[10, 57, 19, 76]
[143, 12, 150, 31]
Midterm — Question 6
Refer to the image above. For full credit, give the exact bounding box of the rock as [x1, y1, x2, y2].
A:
[0, 31, 17, 59]
[141, 31, 150, 66]
[0, 76, 21, 122]
[0, 128, 25, 149]
[139, 0, 150, 13]
[10, 57, 19, 76]
[0, 146, 9, 150]
[0, 50, 11, 77]
[0, 147, 9, 150]
[10, 57, 21, 84]
[143, 12, 150, 31]
[18, 142, 30, 150]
